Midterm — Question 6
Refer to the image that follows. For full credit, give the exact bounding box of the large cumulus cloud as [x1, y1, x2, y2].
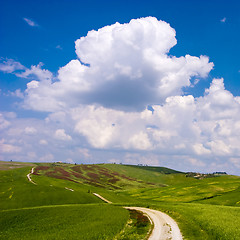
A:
[72, 78, 240, 161]
[23, 17, 213, 112]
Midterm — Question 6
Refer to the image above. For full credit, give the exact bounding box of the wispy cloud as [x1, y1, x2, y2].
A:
[220, 17, 226, 23]
[56, 45, 63, 50]
[0, 58, 25, 73]
[23, 17, 38, 27]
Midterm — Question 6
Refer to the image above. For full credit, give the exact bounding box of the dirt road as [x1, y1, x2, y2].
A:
[125, 207, 183, 240]
[93, 193, 183, 240]
[27, 167, 37, 185]
[93, 193, 112, 203]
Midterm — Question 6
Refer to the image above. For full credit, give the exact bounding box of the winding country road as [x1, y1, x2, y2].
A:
[27, 167, 37, 185]
[125, 207, 182, 240]
[93, 193, 183, 240]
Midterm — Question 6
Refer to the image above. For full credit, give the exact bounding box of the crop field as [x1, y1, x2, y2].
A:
[149, 202, 240, 240]
[0, 204, 128, 240]
[32, 163, 159, 190]
[0, 161, 35, 171]
[126, 174, 240, 205]
[0, 161, 240, 239]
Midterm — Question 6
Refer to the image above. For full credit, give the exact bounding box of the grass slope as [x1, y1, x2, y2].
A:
[124, 164, 183, 174]
[103, 164, 195, 186]
[32, 163, 158, 190]
[126, 175, 240, 204]
[0, 166, 102, 210]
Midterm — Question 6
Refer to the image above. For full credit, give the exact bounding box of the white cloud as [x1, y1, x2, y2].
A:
[128, 131, 152, 150]
[54, 129, 72, 141]
[70, 78, 240, 159]
[8, 89, 24, 99]
[193, 143, 211, 155]
[17, 63, 52, 81]
[24, 127, 37, 135]
[0, 114, 11, 130]
[124, 153, 160, 166]
[26, 80, 39, 89]
[207, 140, 231, 156]
[187, 158, 206, 167]
[56, 45, 63, 50]
[0, 59, 25, 73]
[220, 17, 226, 23]
[4, 112, 17, 119]
[78, 148, 91, 159]
[7, 128, 23, 136]
[0, 139, 21, 153]
[27, 151, 37, 159]
[39, 139, 48, 145]
[23, 18, 38, 27]
[229, 158, 240, 168]
[23, 17, 213, 112]
[40, 154, 54, 162]
[66, 158, 74, 164]
[45, 111, 66, 123]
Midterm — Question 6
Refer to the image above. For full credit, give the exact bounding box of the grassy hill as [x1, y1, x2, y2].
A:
[0, 166, 103, 210]
[0, 161, 240, 239]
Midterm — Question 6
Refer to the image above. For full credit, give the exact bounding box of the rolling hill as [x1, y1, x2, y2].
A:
[0, 161, 240, 239]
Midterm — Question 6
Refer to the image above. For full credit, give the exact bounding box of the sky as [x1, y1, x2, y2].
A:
[1, 0, 240, 175]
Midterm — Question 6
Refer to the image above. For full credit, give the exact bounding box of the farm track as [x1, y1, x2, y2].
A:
[125, 207, 182, 240]
[27, 167, 37, 185]
[93, 193, 183, 240]
[93, 193, 112, 203]
[0, 203, 98, 212]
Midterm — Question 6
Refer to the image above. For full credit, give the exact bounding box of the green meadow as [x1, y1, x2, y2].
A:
[0, 161, 240, 239]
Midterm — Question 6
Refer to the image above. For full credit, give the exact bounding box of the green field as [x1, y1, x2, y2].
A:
[0, 166, 102, 210]
[0, 204, 128, 240]
[0, 161, 240, 239]
[151, 203, 240, 240]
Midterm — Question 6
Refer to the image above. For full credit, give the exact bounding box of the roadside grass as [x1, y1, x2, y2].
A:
[115, 209, 152, 240]
[0, 204, 129, 240]
[150, 202, 240, 240]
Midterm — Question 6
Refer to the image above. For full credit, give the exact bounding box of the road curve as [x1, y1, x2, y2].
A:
[125, 207, 183, 240]
[27, 167, 37, 185]
[93, 193, 183, 240]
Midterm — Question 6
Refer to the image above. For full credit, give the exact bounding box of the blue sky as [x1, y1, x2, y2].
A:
[1, 0, 240, 175]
